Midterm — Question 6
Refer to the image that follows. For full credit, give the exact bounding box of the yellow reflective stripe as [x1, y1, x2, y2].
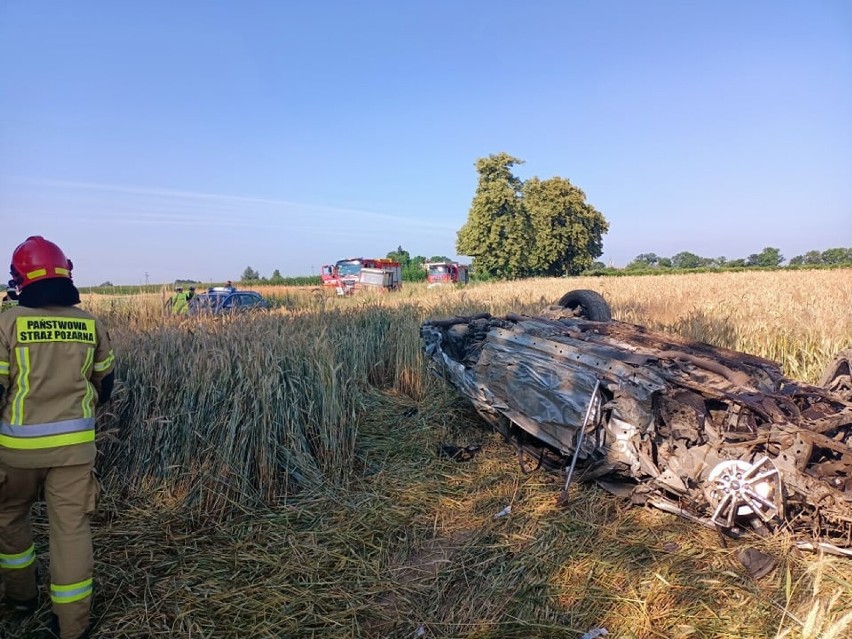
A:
[93, 349, 115, 373]
[1, 417, 94, 438]
[0, 360, 8, 376]
[0, 544, 36, 569]
[51, 578, 93, 604]
[0, 430, 95, 449]
[54, 267, 70, 276]
[11, 347, 30, 426]
[25, 268, 47, 279]
[81, 348, 95, 418]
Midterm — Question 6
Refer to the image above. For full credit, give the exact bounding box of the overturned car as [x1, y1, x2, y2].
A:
[421, 290, 852, 554]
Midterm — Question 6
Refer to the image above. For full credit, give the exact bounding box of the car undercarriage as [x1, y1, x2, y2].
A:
[421, 290, 852, 555]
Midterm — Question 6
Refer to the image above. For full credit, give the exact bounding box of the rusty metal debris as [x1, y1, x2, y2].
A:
[421, 290, 852, 550]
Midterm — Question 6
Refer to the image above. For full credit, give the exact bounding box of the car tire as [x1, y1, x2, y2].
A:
[555, 289, 612, 322]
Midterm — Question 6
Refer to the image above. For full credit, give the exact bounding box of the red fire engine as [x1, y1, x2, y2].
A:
[425, 261, 470, 287]
[320, 258, 402, 296]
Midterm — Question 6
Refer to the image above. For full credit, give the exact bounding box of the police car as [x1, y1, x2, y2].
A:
[188, 287, 269, 315]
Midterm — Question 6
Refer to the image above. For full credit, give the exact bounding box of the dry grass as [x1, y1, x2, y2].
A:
[4, 269, 851, 638]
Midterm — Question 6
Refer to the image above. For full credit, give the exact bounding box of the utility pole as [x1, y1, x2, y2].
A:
[145, 272, 149, 286]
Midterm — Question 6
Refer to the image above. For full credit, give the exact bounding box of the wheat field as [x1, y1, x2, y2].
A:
[4, 269, 850, 638]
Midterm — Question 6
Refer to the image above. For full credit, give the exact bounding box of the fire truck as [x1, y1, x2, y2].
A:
[320, 258, 403, 296]
[425, 261, 469, 287]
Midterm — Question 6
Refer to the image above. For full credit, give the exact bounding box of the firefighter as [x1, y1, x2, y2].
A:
[0, 236, 115, 639]
[170, 286, 190, 315]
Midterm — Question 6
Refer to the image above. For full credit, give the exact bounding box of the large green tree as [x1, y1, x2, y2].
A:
[456, 153, 608, 278]
[456, 153, 530, 278]
[524, 176, 609, 276]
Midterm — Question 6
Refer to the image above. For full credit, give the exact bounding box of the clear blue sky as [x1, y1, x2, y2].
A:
[1, 0, 850, 285]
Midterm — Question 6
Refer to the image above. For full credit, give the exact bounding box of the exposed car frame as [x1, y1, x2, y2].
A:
[421, 290, 852, 554]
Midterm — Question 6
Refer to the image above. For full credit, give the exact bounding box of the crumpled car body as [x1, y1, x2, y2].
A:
[421, 291, 852, 554]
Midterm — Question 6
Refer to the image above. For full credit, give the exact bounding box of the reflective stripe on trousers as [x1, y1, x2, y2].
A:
[51, 578, 93, 604]
[0, 543, 36, 569]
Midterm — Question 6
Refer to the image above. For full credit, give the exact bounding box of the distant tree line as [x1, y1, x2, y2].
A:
[787, 247, 852, 266]
[626, 247, 784, 270]
[618, 246, 852, 272]
[240, 266, 320, 286]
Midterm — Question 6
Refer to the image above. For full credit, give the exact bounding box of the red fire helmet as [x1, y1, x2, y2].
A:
[10, 236, 74, 289]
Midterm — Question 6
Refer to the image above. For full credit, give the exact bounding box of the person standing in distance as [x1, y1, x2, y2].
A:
[170, 286, 190, 315]
[0, 236, 115, 639]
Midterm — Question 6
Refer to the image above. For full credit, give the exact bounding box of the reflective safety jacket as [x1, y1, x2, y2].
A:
[0, 305, 115, 468]
[172, 292, 190, 315]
